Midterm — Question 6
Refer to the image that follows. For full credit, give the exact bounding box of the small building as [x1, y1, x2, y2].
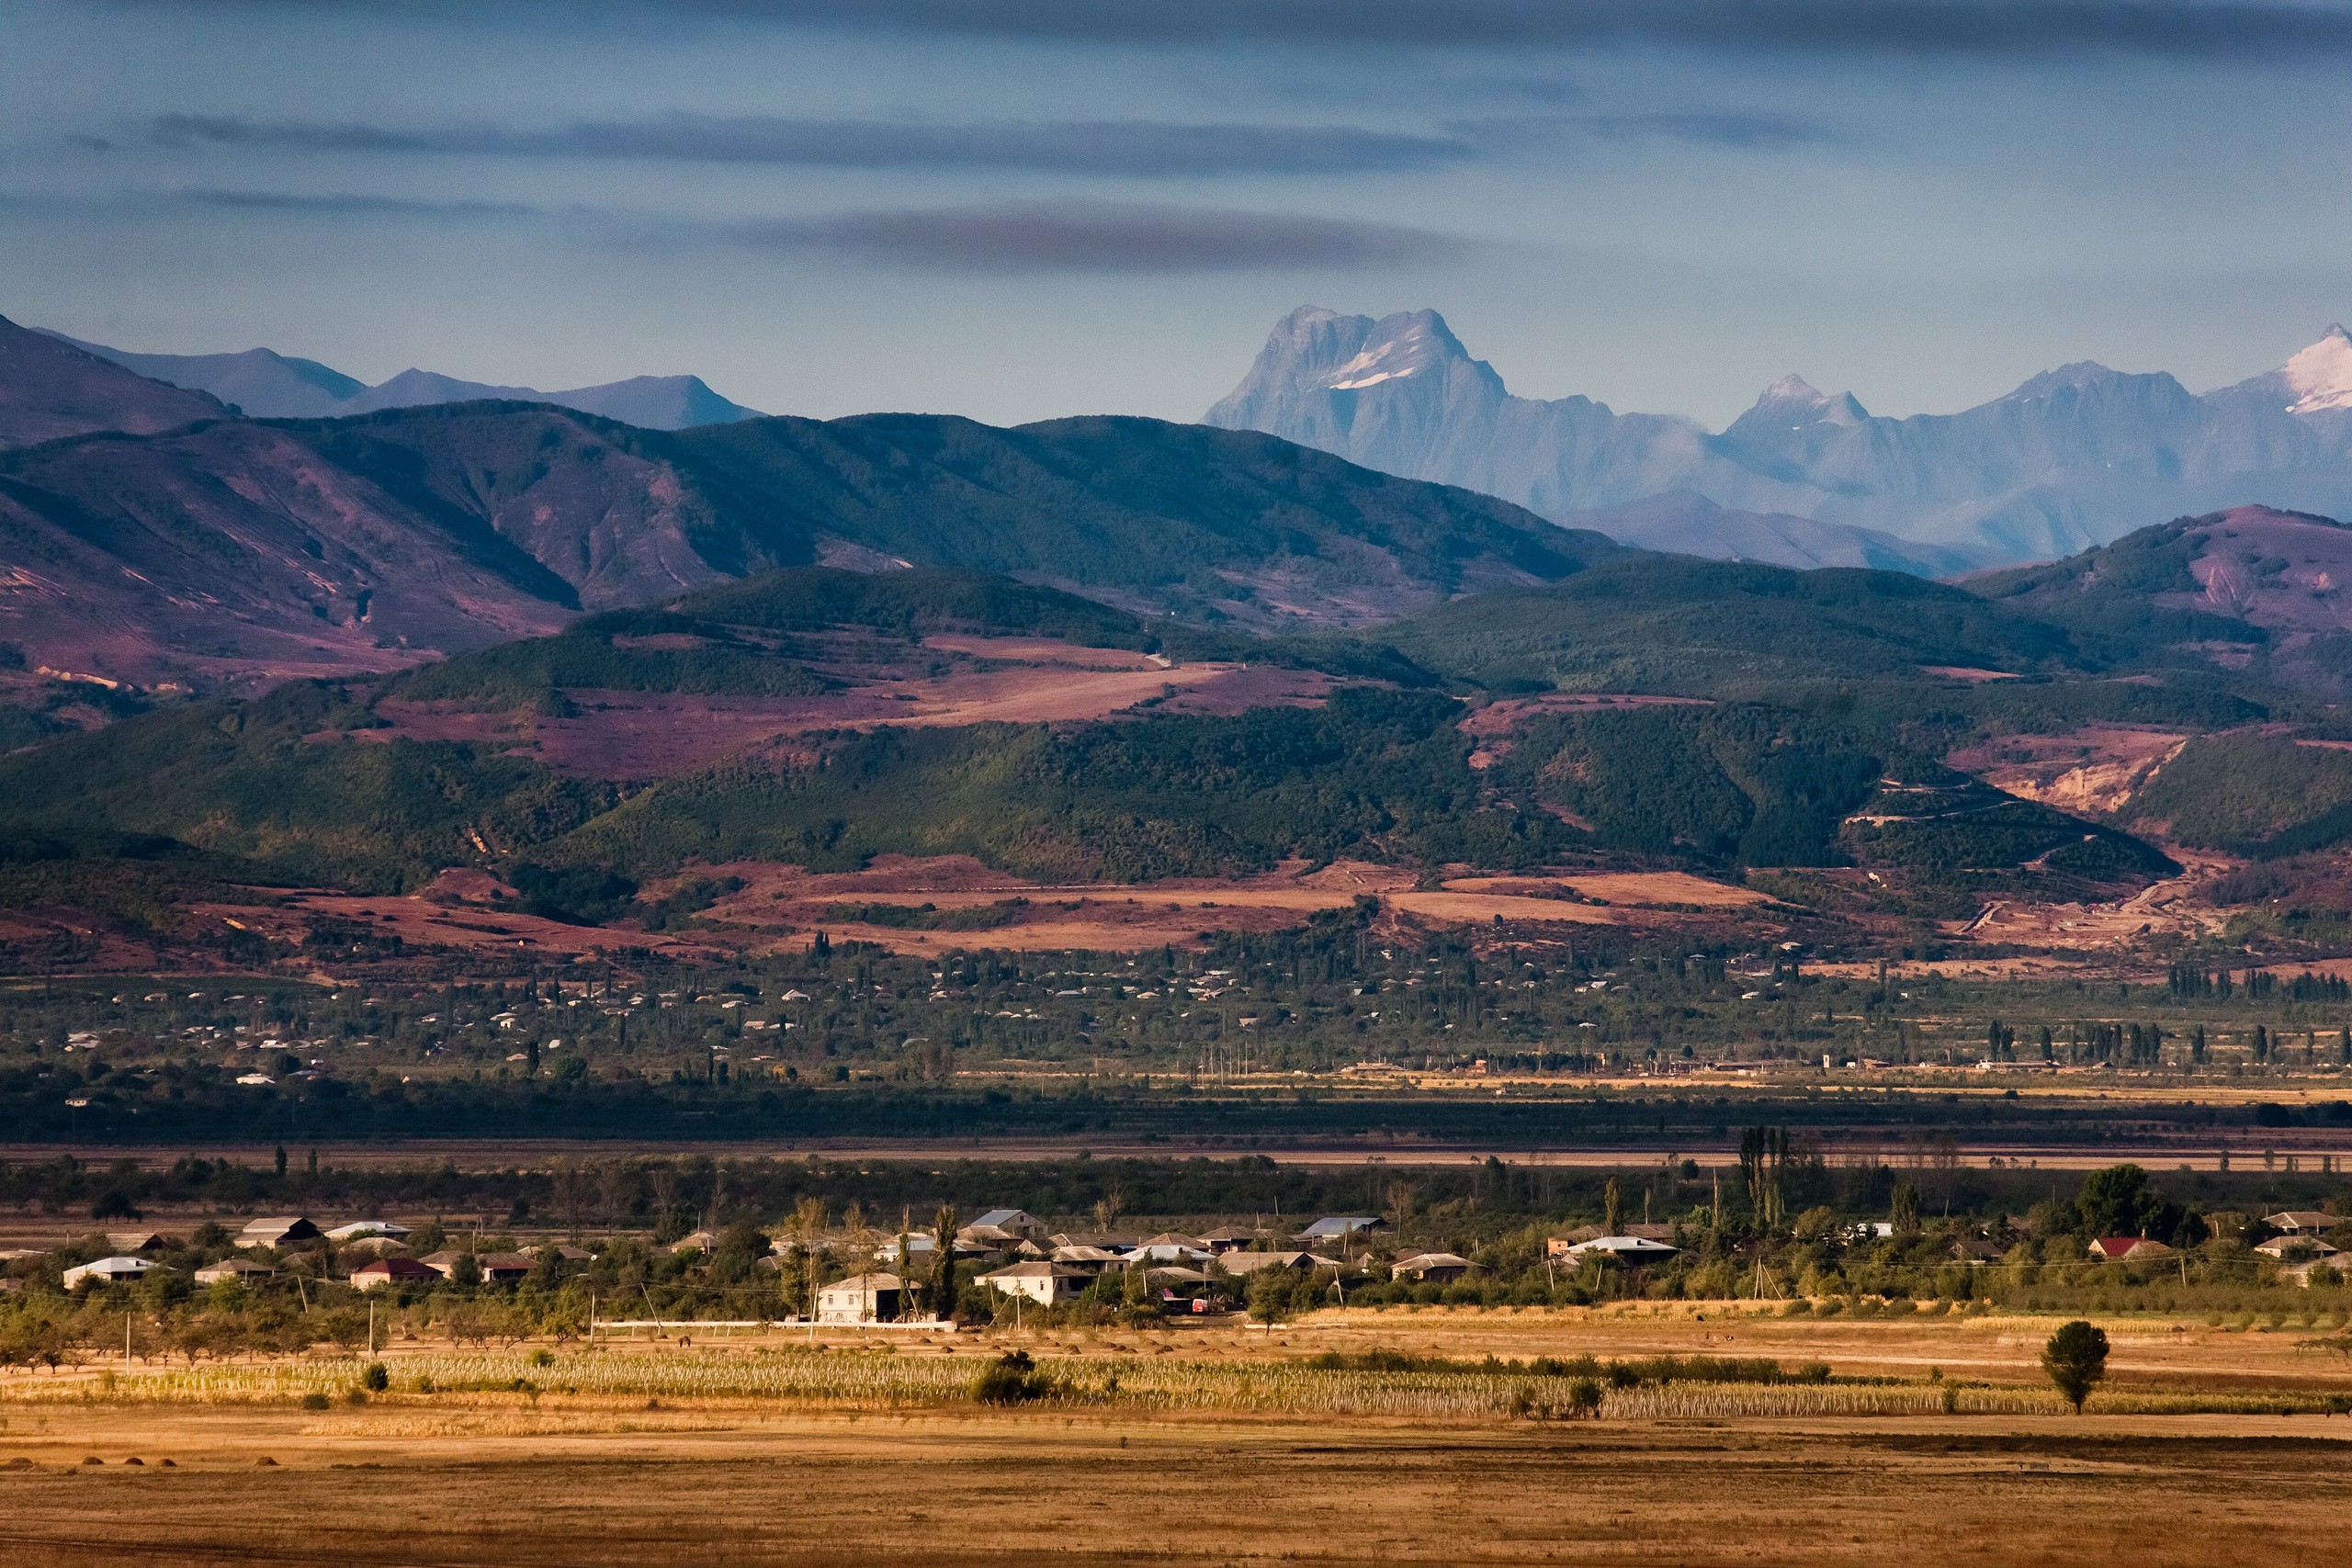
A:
[238, 1216, 322, 1249]
[1129, 1234, 1215, 1264]
[62, 1256, 155, 1289]
[978, 1260, 1091, 1306]
[325, 1220, 412, 1242]
[107, 1231, 170, 1254]
[2089, 1236, 2173, 1262]
[350, 1257, 438, 1292]
[1390, 1250, 1476, 1283]
[1196, 1226, 1268, 1253]
[2256, 1236, 2342, 1260]
[1547, 1224, 1677, 1259]
[476, 1252, 533, 1283]
[520, 1243, 593, 1263]
[956, 1224, 1024, 1253]
[1216, 1250, 1316, 1278]
[671, 1229, 722, 1256]
[970, 1209, 1048, 1240]
[1146, 1267, 1230, 1311]
[1049, 1245, 1126, 1273]
[817, 1271, 904, 1324]
[1562, 1235, 1680, 1264]
[874, 1232, 995, 1265]
[2265, 1211, 2339, 1235]
[194, 1257, 276, 1285]
[1294, 1216, 1385, 1244]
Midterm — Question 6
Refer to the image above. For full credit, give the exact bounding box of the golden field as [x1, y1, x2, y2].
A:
[6, 1306, 2352, 1565]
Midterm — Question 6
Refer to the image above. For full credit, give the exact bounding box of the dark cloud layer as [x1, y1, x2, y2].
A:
[185, 189, 533, 216]
[707, 0, 2352, 52]
[153, 1, 2352, 54]
[153, 114, 1473, 176]
[734, 201, 1472, 271]
[151, 110, 1829, 173]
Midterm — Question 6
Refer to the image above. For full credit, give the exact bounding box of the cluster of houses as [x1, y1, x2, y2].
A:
[31, 1215, 591, 1293]
[28, 1201, 2346, 1312]
[814, 1210, 1500, 1324]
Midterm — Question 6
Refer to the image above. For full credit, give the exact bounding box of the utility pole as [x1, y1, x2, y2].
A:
[125, 1312, 132, 1374]
[367, 1299, 375, 1357]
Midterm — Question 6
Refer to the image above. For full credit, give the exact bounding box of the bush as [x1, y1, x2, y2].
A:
[972, 1349, 1053, 1405]
[300, 1392, 330, 1411]
[361, 1361, 389, 1393]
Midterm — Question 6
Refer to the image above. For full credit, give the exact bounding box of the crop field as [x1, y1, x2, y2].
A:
[6, 1307, 2352, 1565]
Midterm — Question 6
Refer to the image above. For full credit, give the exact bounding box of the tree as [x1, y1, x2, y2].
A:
[1603, 1176, 1623, 1236]
[931, 1204, 959, 1319]
[1246, 1268, 1295, 1328]
[2041, 1320, 2109, 1413]
[2076, 1164, 2169, 1242]
[791, 1197, 828, 1323]
[1890, 1182, 1920, 1235]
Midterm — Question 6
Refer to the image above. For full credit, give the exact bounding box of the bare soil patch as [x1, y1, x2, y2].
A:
[1951, 726, 2188, 818]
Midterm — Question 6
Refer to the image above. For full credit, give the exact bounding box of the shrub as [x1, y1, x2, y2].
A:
[972, 1350, 1053, 1405]
[300, 1392, 330, 1411]
[362, 1361, 389, 1393]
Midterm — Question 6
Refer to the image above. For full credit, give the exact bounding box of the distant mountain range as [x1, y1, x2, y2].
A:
[0, 313, 1602, 692]
[34, 327, 763, 431]
[1206, 307, 2352, 570]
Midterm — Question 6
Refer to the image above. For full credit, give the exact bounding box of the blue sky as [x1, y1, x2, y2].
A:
[7, 1, 2352, 426]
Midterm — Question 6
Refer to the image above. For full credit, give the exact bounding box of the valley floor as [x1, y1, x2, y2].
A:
[7, 1308, 2352, 1563]
[2, 1395, 2346, 1565]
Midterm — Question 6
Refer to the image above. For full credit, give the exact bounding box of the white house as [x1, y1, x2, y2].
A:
[194, 1257, 276, 1285]
[817, 1272, 903, 1324]
[325, 1220, 412, 1242]
[978, 1261, 1090, 1306]
[62, 1256, 155, 1289]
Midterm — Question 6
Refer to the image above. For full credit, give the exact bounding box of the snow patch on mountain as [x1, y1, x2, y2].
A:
[2282, 325, 2352, 414]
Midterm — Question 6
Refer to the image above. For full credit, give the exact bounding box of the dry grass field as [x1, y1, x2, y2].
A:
[6, 1309, 2352, 1564]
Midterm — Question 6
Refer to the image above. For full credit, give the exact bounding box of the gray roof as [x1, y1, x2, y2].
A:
[1295, 1216, 1382, 1238]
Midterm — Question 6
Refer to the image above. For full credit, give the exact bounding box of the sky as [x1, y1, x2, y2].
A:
[6, 1, 2352, 428]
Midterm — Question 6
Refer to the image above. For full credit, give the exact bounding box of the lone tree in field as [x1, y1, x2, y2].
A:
[2041, 1320, 2109, 1413]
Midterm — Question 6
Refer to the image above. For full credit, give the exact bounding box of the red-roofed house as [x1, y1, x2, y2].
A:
[2089, 1236, 2174, 1262]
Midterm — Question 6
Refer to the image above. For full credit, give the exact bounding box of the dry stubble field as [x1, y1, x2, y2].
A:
[6, 1309, 2352, 1565]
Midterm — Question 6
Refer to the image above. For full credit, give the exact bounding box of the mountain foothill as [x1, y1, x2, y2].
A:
[6, 303, 2352, 970]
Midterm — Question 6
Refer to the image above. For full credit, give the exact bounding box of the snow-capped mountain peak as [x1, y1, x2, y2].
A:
[2282, 324, 2352, 415]
[1322, 310, 1463, 390]
[1748, 373, 1868, 426]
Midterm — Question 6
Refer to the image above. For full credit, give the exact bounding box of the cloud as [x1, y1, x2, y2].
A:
[732, 201, 1474, 271]
[303, 1, 2352, 56]
[1454, 112, 1833, 152]
[153, 113, 1473, 176]
[184, 189, 534, 216]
